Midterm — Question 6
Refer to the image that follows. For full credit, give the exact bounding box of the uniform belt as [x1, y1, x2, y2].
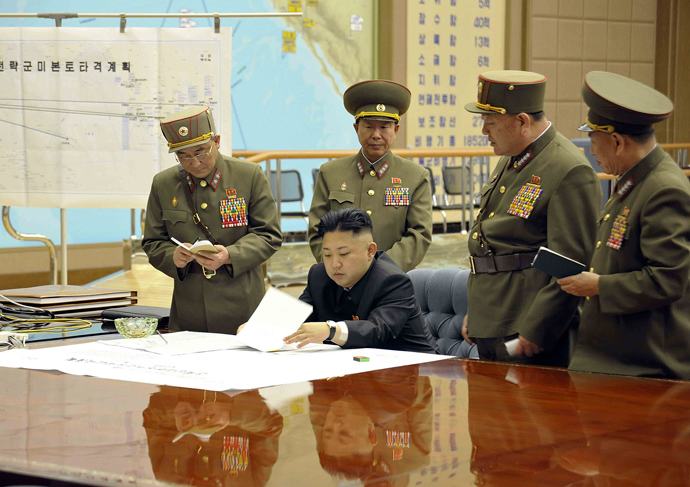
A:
[470, 252, 538, 274]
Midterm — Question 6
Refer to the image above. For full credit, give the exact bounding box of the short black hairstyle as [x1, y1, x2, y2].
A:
[317, 208, 373, 238]
[529, 111, 546, 121]
[624, 129, 655, 144]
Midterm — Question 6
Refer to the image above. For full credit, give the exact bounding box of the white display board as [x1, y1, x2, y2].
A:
[0, 27, 232, 208]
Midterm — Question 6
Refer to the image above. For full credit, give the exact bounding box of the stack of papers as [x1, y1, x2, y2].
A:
[0, 285, 138, 318]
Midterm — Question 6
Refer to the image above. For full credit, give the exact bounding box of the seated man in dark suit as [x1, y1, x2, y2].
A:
[284, 207, 437, 353]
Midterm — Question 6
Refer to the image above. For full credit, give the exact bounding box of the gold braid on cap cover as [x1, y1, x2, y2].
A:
[586, 117, 615, 133]
[168, 131, 215, 149]
[355, 111, 401, 122]
[475, 101, 506, 114]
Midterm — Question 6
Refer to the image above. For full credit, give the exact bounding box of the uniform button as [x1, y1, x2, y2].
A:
[489, 212, 495, 218]
[513, 162, 518, 168]
[472, 232, 478, 240]
[596, 241, 601, 248]
[586, 296, 590, 301]
[370, 170, 376, 177]
[590, 267, 594, 272]
[368, 189, 375, 196]
[201, 203, 208, 210]
[603, 214, 610, 221]
[200, 180, 208, 188]
[366, 210, 372, 215]
[499, 186, 506, 193]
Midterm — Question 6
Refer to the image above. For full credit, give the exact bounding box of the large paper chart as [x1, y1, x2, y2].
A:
[0, 27, 232, 208]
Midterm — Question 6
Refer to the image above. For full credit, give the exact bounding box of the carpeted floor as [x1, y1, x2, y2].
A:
[268, 232, 470, 289]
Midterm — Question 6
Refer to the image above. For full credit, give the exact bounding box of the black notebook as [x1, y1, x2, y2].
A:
[531, 246, 586, 278]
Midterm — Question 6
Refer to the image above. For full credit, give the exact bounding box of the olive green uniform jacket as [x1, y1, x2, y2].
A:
[467, 125, 602, 351]
[308, 150, 432, 272]
[569, 146, 690, 379]
[143, 153, 282, 334]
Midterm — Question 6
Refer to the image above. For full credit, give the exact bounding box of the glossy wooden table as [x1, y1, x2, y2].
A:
[2, 358, 690, 486]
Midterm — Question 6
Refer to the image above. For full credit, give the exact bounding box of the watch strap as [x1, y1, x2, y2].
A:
[326, 320, 337, 341]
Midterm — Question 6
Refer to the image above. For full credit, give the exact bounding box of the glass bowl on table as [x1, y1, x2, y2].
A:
[114, 317, 158, 339]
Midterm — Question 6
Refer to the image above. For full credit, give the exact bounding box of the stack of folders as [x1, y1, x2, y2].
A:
[0, 285, 138, 318]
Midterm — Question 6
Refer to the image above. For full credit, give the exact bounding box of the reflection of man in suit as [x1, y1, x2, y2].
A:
[285, 207, 437, 353]
[309, 365, 432, 485]
[143, 387, 283, 486]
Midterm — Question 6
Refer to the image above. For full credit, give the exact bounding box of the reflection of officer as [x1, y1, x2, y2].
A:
[465, 361, 585, 486]
[143, 106, 282, 334]
[309, 366, 432, 486]
[462, 71, 602, 366]
[559, 72, 690, 379]
[143, 387, 283, 486]
[308, 80, 432, 272]
[557, 373, 690, 484]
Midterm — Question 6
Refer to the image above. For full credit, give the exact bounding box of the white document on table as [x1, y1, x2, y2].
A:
[99, 331, 248, 355]
[236, 287, 313, 352]
[0, 343, 453, 391]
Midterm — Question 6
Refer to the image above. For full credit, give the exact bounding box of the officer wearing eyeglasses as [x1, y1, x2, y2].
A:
[143, 106, 282, 334]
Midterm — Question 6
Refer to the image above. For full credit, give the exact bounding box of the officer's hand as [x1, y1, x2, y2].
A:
[514, 335, 544, 358]
[236, 323, 246, 334]
[173, 245, 195, 268]
[557, 272, 600, 297]
[284, 322, 330, 348]
[462, 314, 473, 344]
[197, 402, 231, 428]
[173, 401, 196, 432]
[194, 245, 231, 271]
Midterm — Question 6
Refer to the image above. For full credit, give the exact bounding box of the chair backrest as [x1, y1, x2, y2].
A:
[311, 168, 320, 186]
[408, 268, 478, 358]
[441, 165, 472, 196]
[571, 137, 610, 206]
[424, 166, 439, 204]
[269, 170, 304, 203]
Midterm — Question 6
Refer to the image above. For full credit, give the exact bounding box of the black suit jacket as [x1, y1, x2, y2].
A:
[299, 251, 437, 353]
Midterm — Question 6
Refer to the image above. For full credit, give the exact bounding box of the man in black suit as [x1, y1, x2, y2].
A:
[284, 208, 437, 353]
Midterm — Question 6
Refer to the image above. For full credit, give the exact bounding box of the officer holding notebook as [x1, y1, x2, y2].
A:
[559, 72, 690, 379]
[461, 70, 601, 366]
[143, 106, 282, 334]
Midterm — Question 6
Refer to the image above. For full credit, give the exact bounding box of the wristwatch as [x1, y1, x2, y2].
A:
[326, 320, 337, 341]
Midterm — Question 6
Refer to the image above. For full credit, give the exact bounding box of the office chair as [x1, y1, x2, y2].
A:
[269, 170, 309, 227]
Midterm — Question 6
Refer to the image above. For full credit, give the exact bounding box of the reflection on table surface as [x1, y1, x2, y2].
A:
[1, 358, 690, 486]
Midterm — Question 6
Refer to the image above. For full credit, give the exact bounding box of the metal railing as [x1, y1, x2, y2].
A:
[236, 144, 690, 233]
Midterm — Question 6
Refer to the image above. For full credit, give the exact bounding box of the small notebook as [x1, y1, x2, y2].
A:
[531, 246, 586, 278]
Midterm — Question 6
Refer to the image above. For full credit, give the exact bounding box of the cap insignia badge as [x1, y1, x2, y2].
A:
[178, 126, 189, 137]
[172, 196, 178, 208]
[478, 81, 483, 94]
[376, 104, 386, 112]
[340, 182, 347, 191]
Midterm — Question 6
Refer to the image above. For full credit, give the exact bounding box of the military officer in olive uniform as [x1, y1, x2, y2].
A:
[559, 72, 690, 379]
[143, 106, 282, 334]
[462, 71, 602, 366]
[308, 80, 432, 272]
